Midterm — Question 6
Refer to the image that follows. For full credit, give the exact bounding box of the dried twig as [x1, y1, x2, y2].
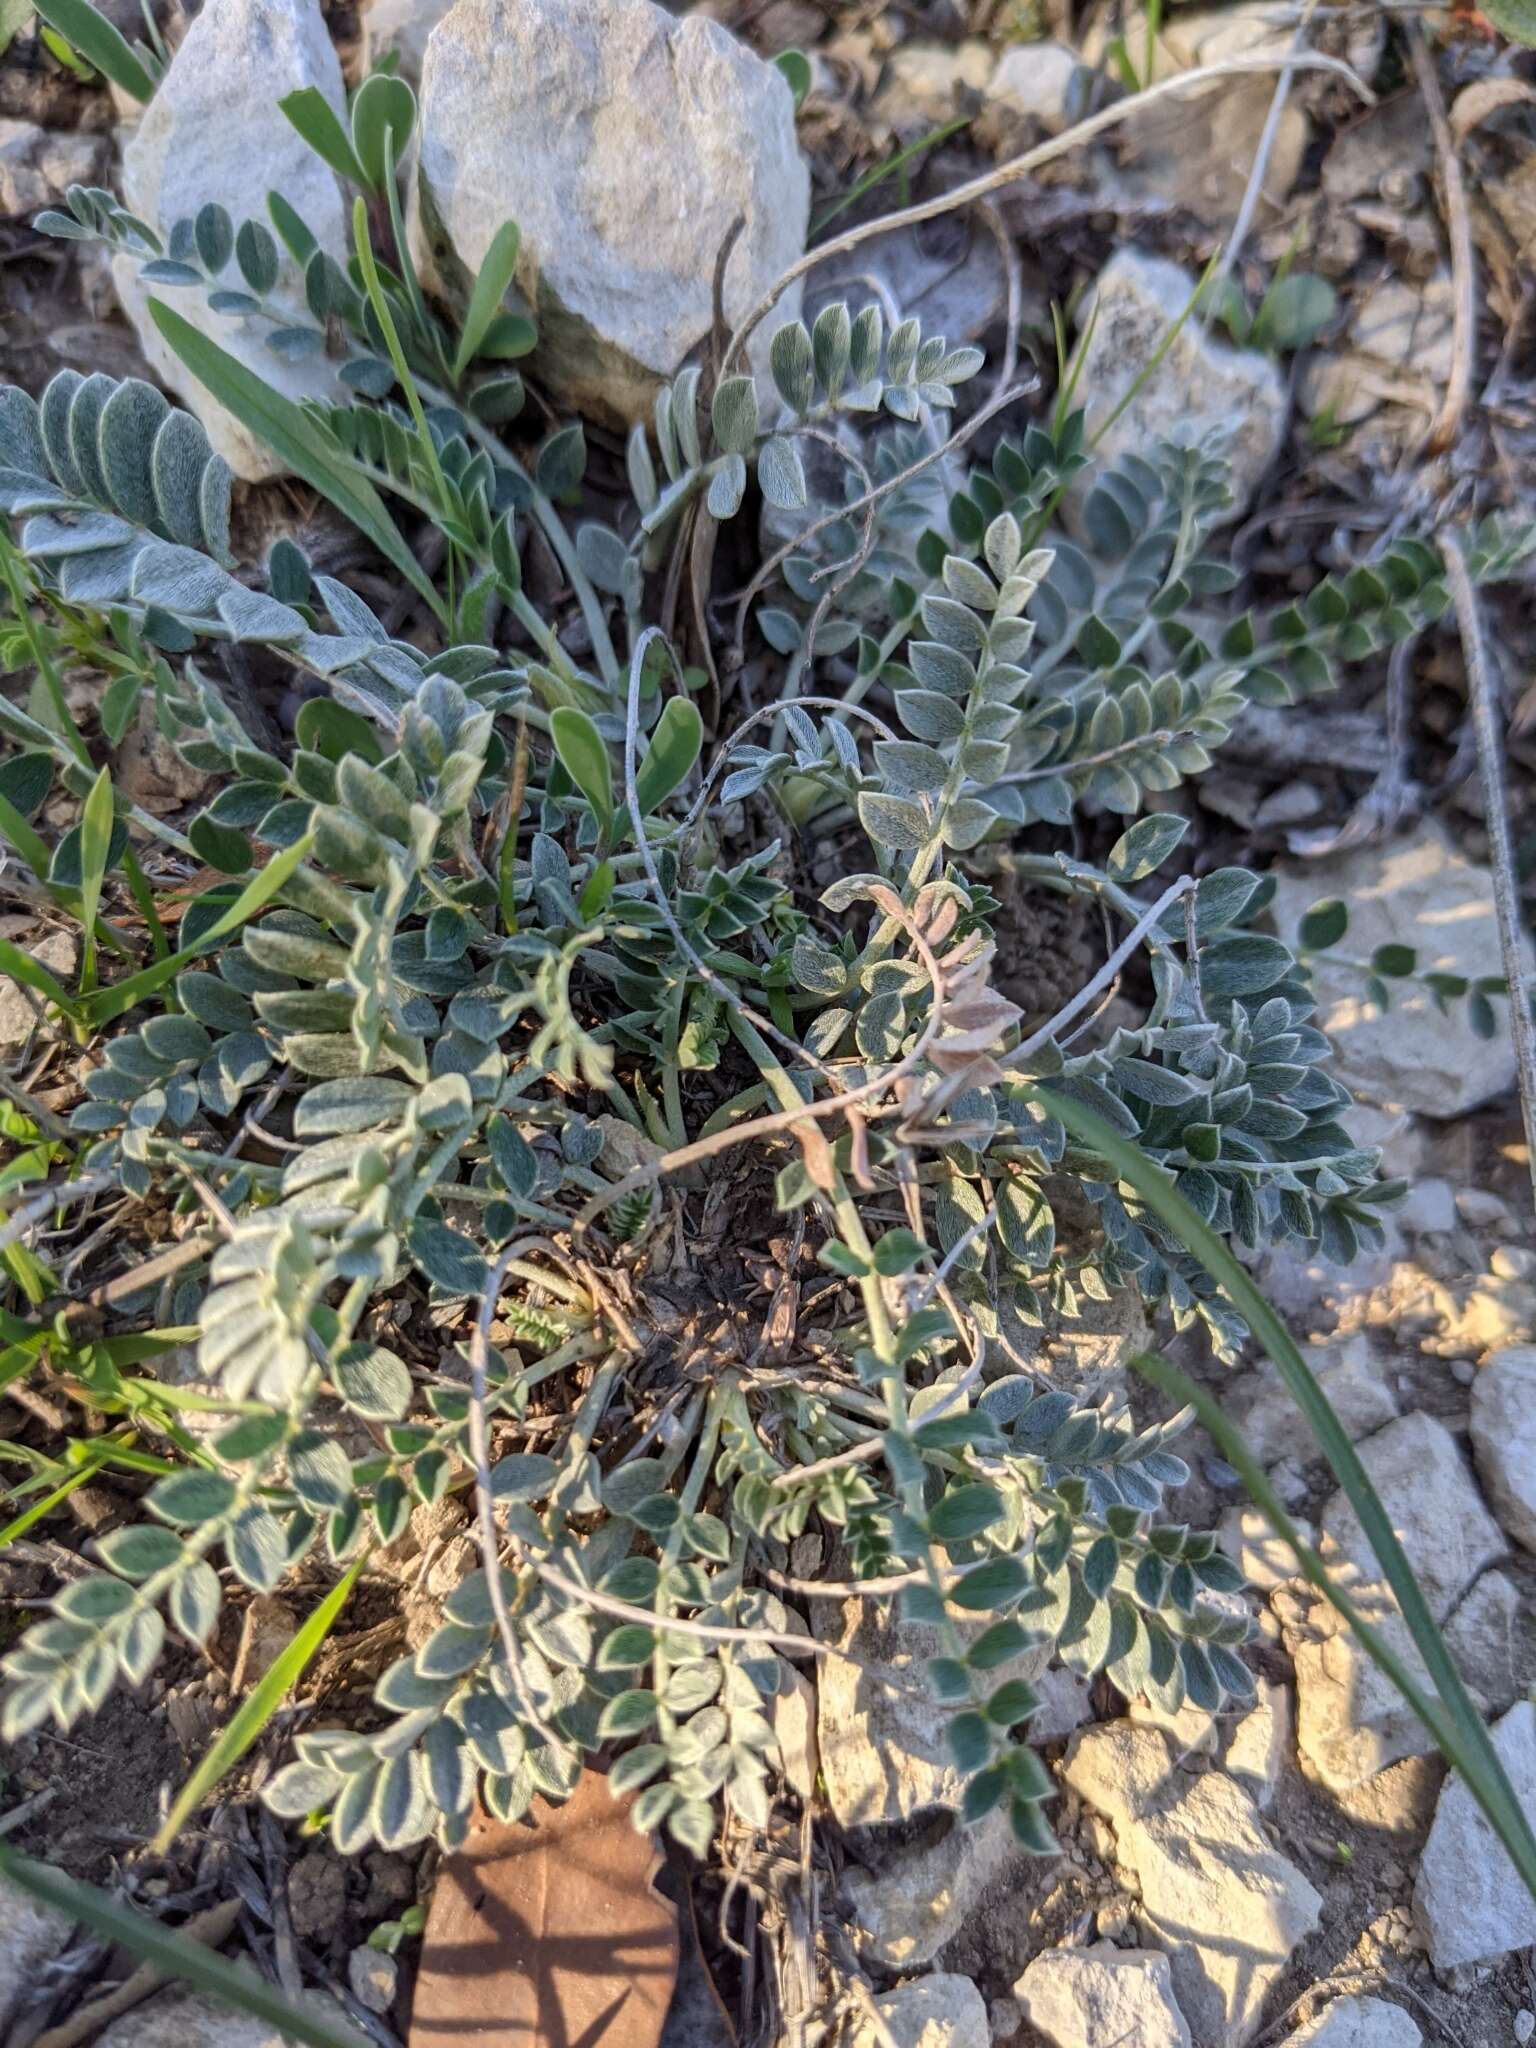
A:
[1205, 0, 1322, 321]
[0, 1172, 116, 1256]
[29, 1899, 243, 2048]
[1407, 21, 1476, 455]
[723, 52, 1375, 375]
[1442, 534, 1536, 1207]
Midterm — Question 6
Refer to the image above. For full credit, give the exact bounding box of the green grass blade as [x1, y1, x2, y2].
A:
[154, 1551, 368, 1853]
[76, 764, 114, 994]
[812, 116, 970, 234]
[145, 300, 445, 622]
[82, 831, 312, 1026]
[33, 0, 155, 101]
[1035, 1080, 1536, 1904]
[0, 1846, 370, 2048]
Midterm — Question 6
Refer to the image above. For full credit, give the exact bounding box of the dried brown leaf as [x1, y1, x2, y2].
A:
[409, 1771, 679, 2048]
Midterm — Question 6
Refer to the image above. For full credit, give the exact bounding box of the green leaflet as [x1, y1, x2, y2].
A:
[33, 0, 154, 101]
[0, 1847, 370, 2048]
[1037, 1080, 1536, 1910]
[453, 219, 523, 383]
[278, 85, 369, 188]
[635, 695, 703, 816]
[145, 301, 445, 623]
[550, 706, 614, 841]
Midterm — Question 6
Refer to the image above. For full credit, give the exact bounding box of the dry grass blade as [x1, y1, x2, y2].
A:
[409, 1770, 678, 2047]
[1442, 534, 1536, 1204]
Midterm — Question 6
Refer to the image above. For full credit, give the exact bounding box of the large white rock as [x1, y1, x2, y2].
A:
[1070, 250, 1286, 531]
[1469, 1344, 1536, 1553]
[1062, 1722, 1322, 2048]
[0, 1873, 72, 2035]
[1269, 826, 1535, 1117]
[1015, 1943, 1192, 2048]
[1414, 1700, 1536, 1969]
[114, 0, 350, 482]
[411, 0, 809, 429]
[1317, 1411, 1503, 1625]
[847, 1973, 989, 2048]
[1290, 1995, 1422, 2048]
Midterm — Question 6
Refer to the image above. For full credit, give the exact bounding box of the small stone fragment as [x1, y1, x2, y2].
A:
[1223, 1679, 1291, 1811]
[347, 1945, 398, 2016]
[1469, 1345, 1536, 1553]
[1015, 1942, 1192, 2048]
[1414, 1700, 1536, 1968]
[97, 1989, 322, 2047]
[846, 1807, 1020, 1969]
[0, 932, 75, 1053]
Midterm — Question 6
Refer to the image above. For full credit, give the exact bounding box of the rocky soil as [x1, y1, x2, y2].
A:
[1, 0, 1536, 2045]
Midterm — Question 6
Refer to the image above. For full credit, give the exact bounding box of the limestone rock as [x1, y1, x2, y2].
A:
[846, 1807, 1019, 1969]
[1469, 1344, 1536, 1553]
[412, 0, 809, 429]
[98, 1988, 313, 2047]
[1070, 251, 1286, 532]
[1223, 1679, 1291, 1811]
[0, 118, 106, 216]
[1414, 1700, 1536, 1968]
[1062, 1722, 1322, 2048]
[872, 39, 995, 129]
[983, 41, 1082, 132]
[0, 1872, 72, 2034]
[770, 1663, 818, 1801]
[1268, 827, 1535, 1117]
[1443, 1568, 1531, 1716]
[816, 1598, 1048, 1826]
[1082, 5, 1308, 223]
[360, 0, 450, 81]
[0, 931, 75, 1052]
[1015, 1944, 1192, 2048]
[1317, 1411, 1503, 1624]
[1293, 1601, 1468, 1793]
[848, 1972, 990, 2048]
[1218, 1505, 1312, 1592]
[115, 0, 350, 482]
[1231, 1332, 1397, 1470]
[1290, 1995, 1422, 2048]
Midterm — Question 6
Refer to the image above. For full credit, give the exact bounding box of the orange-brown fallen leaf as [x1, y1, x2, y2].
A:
[409, 1769, 679, 2048]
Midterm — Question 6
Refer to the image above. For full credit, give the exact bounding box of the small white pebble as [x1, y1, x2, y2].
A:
[1515, 2010, 1535, 2046]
